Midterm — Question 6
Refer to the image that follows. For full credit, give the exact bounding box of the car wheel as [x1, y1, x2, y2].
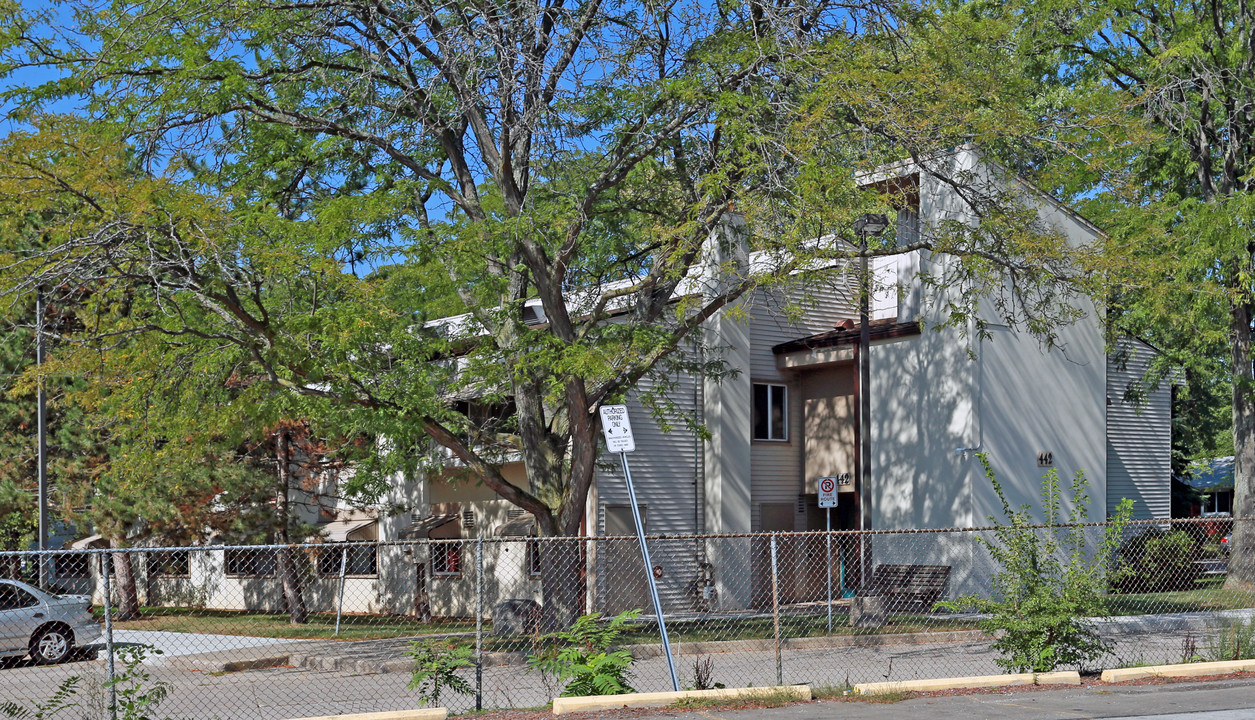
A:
[31, 626, 73, 665]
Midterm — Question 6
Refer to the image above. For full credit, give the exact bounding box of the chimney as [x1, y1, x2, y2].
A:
[700, 211, 748, 300]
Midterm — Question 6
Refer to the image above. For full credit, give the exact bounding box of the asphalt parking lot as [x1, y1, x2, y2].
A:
[1, 613, 1253, 718]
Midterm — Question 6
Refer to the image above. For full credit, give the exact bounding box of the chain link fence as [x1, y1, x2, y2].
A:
[0, 517, 1249, 718]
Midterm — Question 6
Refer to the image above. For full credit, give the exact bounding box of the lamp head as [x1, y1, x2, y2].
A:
[853, 213, 889, 236]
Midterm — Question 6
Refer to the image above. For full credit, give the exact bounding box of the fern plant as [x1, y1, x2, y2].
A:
[937, 454, 1132, 673]
[528, 609, 641, 696]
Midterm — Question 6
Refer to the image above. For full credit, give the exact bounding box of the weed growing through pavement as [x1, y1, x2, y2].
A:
[406, 640, 475, 707]
[936, 455, 1133, 673]
[2, 645, 170, 720]
[688, 656, 724, 690]
[1205, 618, 1255, 662]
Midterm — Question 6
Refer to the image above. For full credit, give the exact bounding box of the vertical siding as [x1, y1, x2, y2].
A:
[593, 355, 705, 612]
[1107, 340, 1172, 521]
[744, 280, 857, 530]
[594, 363, 704, 535]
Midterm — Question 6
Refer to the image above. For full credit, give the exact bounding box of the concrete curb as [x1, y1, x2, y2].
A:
[854, 670, 1081, 696]
[550, 685, 812, 715]
[282, 709, 447, 720]
[1101, 659, 1255, 683]
[220, 655, 293, 672]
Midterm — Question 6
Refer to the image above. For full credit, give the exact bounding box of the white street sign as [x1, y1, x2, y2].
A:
[818, 477, 839, 508]
[599, 405, 636, 453]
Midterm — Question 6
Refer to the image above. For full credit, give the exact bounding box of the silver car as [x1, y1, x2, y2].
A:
[0, 579, 101, 664]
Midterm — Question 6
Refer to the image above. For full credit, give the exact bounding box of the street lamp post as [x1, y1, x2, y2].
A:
[852, 213, 887, 586]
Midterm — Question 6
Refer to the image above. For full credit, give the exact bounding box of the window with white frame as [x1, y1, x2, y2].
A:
[428, 513, 463, 576]
[224, 548, 276, 577]
[431, 542, 462, 575]
[149, 549, 190, 578]
[526, 539, 542, 576]
[318, 545, 378, 577]
[753, 383, 788, 441]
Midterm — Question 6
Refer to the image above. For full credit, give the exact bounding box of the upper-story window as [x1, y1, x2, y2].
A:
[753, 383, 788, 441]
[452, 398, 518, 450]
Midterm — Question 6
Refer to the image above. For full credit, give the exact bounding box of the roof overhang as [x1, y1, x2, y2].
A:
[401, 513, 459, 539]
[1180, 456, 1235, 490]
[69, 534, 107, 550]
[773, 320, 920, 371]
[317, 518, 378, 543]
[495, 514, 537, 537]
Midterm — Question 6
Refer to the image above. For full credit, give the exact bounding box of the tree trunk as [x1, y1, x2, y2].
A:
[538, 538, 584, 632]
[275, 427, 308, 624]
[276, 546, 308, 624]
[1228, 300, 1255, 590]
[109, 540, 140, 621]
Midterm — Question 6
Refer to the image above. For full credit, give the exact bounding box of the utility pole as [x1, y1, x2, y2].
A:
[36, 287, 49, 589]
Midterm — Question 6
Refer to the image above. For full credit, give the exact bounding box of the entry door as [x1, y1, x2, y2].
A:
[804, 499, 858, 599]
[602, 506, 652, 614]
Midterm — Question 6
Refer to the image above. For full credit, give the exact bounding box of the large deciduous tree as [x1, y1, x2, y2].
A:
[1002, 0, 1255, 588]
[1, 2, 1100, 625]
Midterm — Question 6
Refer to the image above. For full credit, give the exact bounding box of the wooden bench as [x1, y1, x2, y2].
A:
[868, 564, 951, 611]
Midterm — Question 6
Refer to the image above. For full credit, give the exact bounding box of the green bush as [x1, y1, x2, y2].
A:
[406, 640, 475, 706]
[528, 609, 640, 696]
[937, 454, 1132, 673]
[1115, 528, 1198, 593]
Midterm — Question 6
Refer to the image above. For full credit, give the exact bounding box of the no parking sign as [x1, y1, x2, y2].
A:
[818, 476, 839, 508]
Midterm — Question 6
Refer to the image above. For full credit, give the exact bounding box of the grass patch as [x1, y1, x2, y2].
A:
[453, 704, 552, 716]
[671, 689, 799, 710]
[857, 688, 914, 703]
[811, 683, 853, 700]
[97, 606, 482, 641]
[1107, 577, 1255, 615]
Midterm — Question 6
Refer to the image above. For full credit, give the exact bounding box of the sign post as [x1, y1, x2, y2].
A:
[818, 477, 839, 632]
[598, 405, 679, 692]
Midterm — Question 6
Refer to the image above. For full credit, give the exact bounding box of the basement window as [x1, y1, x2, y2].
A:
[753, 383, 788, 441]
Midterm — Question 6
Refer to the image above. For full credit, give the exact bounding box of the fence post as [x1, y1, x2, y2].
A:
[770, 532, 782, 686]
[334, 546, 348, 636]
[475, 536, 484, 712]
[100, 551, 118, 720]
